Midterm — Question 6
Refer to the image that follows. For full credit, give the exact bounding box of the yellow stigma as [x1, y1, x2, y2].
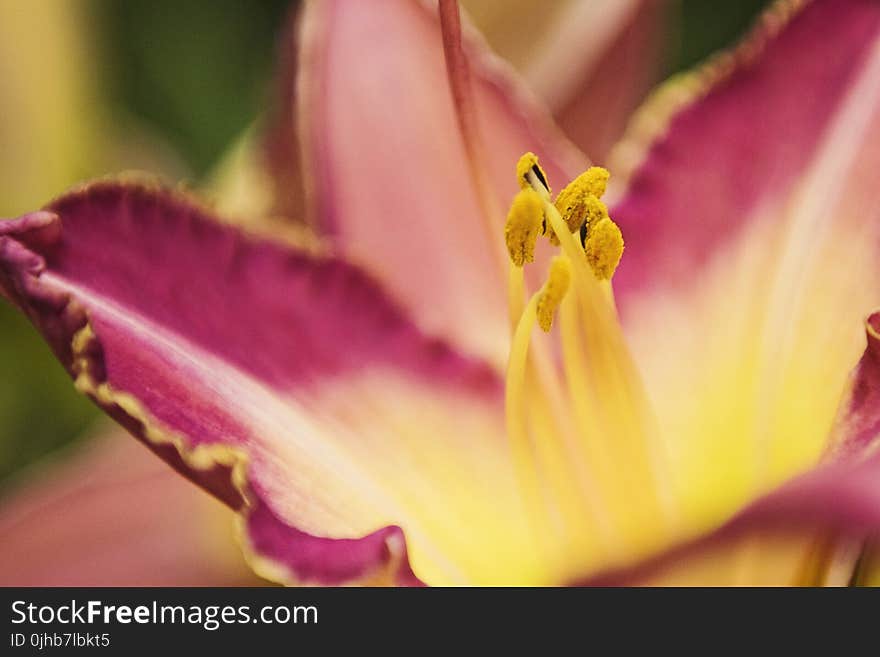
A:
[584, 217, 624, 281]
[536, 256, 571, 332]
[516, 152, 550, 193]
[552, 166, 610, 235]
[504, 188, 545, 266]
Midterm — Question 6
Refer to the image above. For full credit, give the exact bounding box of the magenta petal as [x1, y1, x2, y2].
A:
[826, 312, 880, 460]
[0, 181, 506, 585]
[612, 0, 880, 306]
[606, 0, 880, 519]
[245, 501, 421, 586]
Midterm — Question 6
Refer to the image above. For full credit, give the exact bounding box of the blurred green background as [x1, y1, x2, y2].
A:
[0, 0, 767, 484]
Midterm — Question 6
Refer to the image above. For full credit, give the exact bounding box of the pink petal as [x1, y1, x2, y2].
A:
[263, 0, 665, 220]
[0, 427, 259, 586]
[551, 0, 671, 161]
[298, 0, 585, 363]
[261, 3, 307, 223]
[0, 181, 541, 586]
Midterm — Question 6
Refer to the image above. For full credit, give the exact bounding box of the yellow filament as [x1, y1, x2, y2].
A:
[507, 263, 525, 331]
[534, 169, 676, 530]
[557, 292, 615, 495]
[560, 302, 669, 550]
[536, 255, 571, 332]
[504, 295, 550, 553]
[524, 377, 610, 571]
[506, 286, 611, 575]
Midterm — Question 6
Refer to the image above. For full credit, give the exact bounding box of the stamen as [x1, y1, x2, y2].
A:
[502, 152, 677, 571]
[551, 195, 609, 247]
[561, 166, 610, 200]
[583, 218, 624, 281]
[536, 256, 571, 332]
[516, 152, 550, 193]
[553, 166, 610, 234]
[527, 167, 624, 282]
[506, 275, 603, 569]
[504, 188, 544, 266]
[505, 293, 550, 550]
[507, 264, 526, 330]
[580, 197, 610, 240]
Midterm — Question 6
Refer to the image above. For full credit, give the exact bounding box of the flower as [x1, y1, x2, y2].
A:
[1, 0, 880, 586]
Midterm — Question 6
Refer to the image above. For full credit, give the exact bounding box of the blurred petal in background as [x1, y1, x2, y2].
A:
[0, 426, 259, 585]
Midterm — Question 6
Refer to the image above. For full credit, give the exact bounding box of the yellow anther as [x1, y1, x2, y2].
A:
[580, 166, 610, 198]
[504, 188, 545, 266]
[553, 166, 610, 233]
[581, 196, 609, 237]
[537, 256, 571, 332]
[584, 218, 624, 281]
[516, 152, 550, 193]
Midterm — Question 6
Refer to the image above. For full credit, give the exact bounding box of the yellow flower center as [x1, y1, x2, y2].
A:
[502, 152, 675, 578]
